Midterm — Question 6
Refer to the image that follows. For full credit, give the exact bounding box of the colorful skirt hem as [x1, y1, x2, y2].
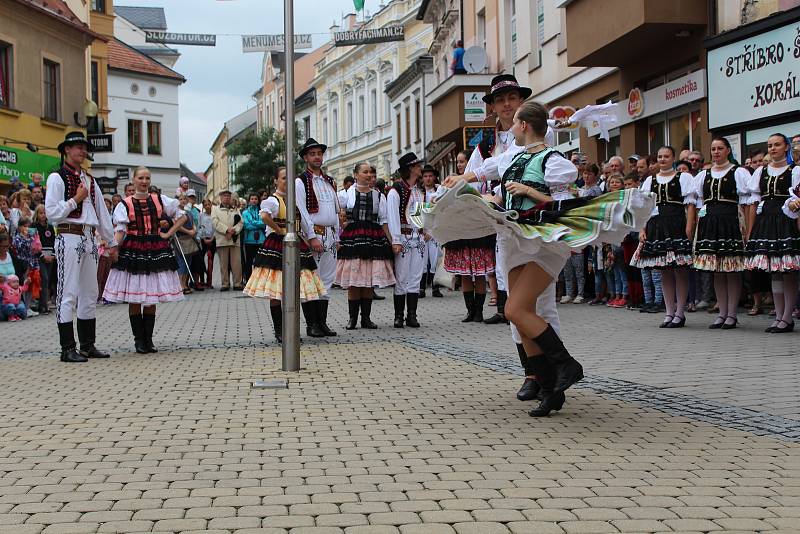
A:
[335, 258, 396, 288]
[103, 270, 184, 304]
[243, 266, 327, 301]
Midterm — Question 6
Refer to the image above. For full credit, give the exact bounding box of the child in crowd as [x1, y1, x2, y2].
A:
[10, 217, 41, 316]
[603, 175, 629, 308]
[1, 274, 30, 321]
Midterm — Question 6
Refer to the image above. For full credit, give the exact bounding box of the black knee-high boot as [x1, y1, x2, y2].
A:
[485, 290, 508, 324]
[516, 343, 541, 401]
[317, 300, 337, 336]
[431, 273, 443, 297]
[472, 292, 486, 323]
[270, 305, 282, 343]
[406, 293, 420, 328]
[302, 301, 325, 337]
[59, 321, 87, 362]
[77, 318, 110, 358]
[142, 314, 157, 353]
[129, 315, 147, 354]
[360, 298, 377, 329]
[527, 356, 565, 417]
[346, 300, 360, 330]
[533, 324, 584, 393]
[393, 294, 405, 328]
[461, 291, 475, 322]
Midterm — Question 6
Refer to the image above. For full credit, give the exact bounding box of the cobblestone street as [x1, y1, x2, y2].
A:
[1, 288, 798, 533]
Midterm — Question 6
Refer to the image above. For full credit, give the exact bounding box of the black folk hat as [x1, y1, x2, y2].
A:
[299, 137, 327, 157]
[398, 152, 422, 171]
[482, 74, 533, 104]
[421, 163, 439, 177]
[58, 131, 93, 153]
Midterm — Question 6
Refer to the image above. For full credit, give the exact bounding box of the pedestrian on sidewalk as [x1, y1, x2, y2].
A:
[242, 192, 265, 284]
[335, 161, 395, 330]
[198, 199, 216, 289]
[212, 189, 243, 291]
[243, 167, 326, 342]
[103, 166, 186, 354]
[45, 131, 117, 363]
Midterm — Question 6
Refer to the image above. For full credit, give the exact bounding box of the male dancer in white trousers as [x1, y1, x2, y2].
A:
[45, 131, 117, 363]
[387, 152, 427, 328]
[295, 138, 340, 337]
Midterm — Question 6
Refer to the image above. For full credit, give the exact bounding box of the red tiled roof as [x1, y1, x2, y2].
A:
[195, 172, 207, 183]
[108, 39, 185, 82]
[13, 0, 99, 37]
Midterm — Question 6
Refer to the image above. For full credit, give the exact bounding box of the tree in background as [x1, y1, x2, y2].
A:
[226, 127, 302, 196]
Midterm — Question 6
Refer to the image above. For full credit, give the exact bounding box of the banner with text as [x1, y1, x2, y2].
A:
[145, 31, 216, 46]
[333, 26, 404, 46]
[707, 20, 800, 129]
[242, 34, 313, 53]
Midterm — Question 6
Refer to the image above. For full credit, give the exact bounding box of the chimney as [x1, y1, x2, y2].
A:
[330, 20, 340, 34]
[345, 12, 357, 29]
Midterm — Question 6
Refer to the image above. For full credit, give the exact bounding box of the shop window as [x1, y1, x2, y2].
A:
[91, 0, 106, 13]
[745, 120, 800, 159]
[303, 116, 311, 141]
[128, 119, 142, 153]
[42, 59, 60, 121]
[648, 119, 666, 154]
[147, 121, 161, 155]
[669, 115, 690, 155]
[599, 130, 620, 162]
[0, 41, 13, 108]
[648, 106, 702, 155]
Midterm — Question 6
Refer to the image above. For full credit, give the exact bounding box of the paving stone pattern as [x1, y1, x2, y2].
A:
[2, 289, 799, 533]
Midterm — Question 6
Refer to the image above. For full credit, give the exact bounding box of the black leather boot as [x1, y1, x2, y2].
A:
[472, 292, 486, 323]
[302, 301, 326, 338]
[77, 318, 110, 358]
[527, 356, 565, 417]
[431, 273, 443, 298]
[142, 314, 158, 353]
[318, 300, 337, 336]
[129, 315, 148, 354]
[405, 293, 420, 328]
[393, 295, 405, 328]
[461, 291, 475, 322]
[419, 274, 426, 299]
[360, 299, 378, 329]
[270, 305, 282, 343]
[516, 343, 541, 401]
[58, 322, 87, 363]
[534, 324, 584, 393]
[346, 300, 360, 330]
[485, 290, 509, 324]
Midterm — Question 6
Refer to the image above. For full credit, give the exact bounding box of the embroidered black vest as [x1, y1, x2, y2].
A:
[703, 166, 738, 204]
[346, 190, 380, 223]
[650, 175, 683, 206]
[759, 165, 794, 200]
[58, 165, 96, 219]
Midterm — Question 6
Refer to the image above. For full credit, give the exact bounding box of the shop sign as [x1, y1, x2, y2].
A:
[334, 26, 404, 46]
[88, 134, 113, 153]
[587, 70, 706, 137]
[627, 88, 644, 118]
[463, 92, 486, 122]
[707, 20, 800, 129]
[0, 145, 60, 185]
[96, 177, 118, 195]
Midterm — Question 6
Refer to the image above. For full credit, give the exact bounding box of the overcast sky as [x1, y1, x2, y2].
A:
[121, 0, 381, 174]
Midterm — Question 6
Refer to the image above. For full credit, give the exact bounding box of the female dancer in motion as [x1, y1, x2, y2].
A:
[435, 100, 654, 416]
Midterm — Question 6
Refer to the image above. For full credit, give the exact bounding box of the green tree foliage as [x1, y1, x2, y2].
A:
[226, 127, 302, 196]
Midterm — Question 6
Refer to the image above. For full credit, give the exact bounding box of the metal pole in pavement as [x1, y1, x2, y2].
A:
[281, 0, 300, 371]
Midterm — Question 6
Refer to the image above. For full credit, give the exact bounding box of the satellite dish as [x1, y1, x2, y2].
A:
[463, 46, 487, 73]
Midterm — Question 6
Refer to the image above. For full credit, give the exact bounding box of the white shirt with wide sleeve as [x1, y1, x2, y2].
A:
[750, 165, 800, 205]
[386, 185, 424, 245]
[259, 196, 280, 237]
[111, 195, 184, 233]
[345, 187, 389, 225]
[45, 169, 116, 245]
[694, 165, 752, 205]
[295, 175, 340, 241]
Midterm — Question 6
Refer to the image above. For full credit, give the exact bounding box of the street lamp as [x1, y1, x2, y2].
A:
[73, 98, 99, 129]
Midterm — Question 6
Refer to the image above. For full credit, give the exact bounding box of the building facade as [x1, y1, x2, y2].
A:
[385, 55, 434, 172]
[91, 38, 185, 194]
[312, 0, 433, 183]
[114, 5, 180, 68]
[0, 0, 97, 191]
[206, 106, 257, 200]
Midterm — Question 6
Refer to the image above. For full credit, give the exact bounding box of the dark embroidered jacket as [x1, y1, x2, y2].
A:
[299, 169, 336, 214]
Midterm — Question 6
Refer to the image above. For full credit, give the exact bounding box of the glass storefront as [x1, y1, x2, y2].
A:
[744, 120, 800, 159]
[648, 105, 702, 155]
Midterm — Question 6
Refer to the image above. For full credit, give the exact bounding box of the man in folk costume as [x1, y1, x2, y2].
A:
[45, 131, 117, 363]
[387, 152, 427, 328]
[295, 138, 340, 337]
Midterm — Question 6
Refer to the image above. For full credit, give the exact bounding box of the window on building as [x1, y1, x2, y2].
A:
[536, 0, 544, 65]
[358, 95, 365, 133]
[405, 105, 411, 148]
[332, 109, 339, 143]
[91, 0, 106, 13]
[509, 0, 517, 62]
[0, 41, 12, 108]
[370, 88, 377, 127]
[42, 59, 60, 121]
[346, 101, 353, 138]
[322, 117, 328, 144]
[414, 99, 420, 142]
[90, 61, 99, 107]
[147, 121, 161, 155]
[303, 116, 311, 141]
[384, 81, 390, 121]
[477, 9, 486, 51]
[647, 106, 703, 155]
[395, 111, 401, 153]
[128, 119, 142, 153]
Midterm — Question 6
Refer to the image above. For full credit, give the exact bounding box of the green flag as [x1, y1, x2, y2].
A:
[353, 0, 365, 11]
